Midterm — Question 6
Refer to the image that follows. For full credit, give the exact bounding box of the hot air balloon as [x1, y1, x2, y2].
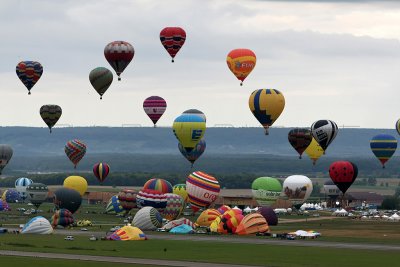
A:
[51, 209, 74, 228]
[258, 206, 278, 226]
[160, 27, 186, 62]
[21, 216, 53, 234]
[143, 178, 173, 194]
[40, 105, 62, 133]
[370, 134, 397, 168]
[186, 171, 220, 212]
[218, 205, 231, 215]
[143, 96, 167, 127]
[196, 209, 221, 227]
[118, 189, 137, 211]
[288, 128, 312, 159]
[311, 120, 338, 153]
[107, 225, 147, 241]
[26, 183, 48, 209]
[16, 61, 43, 95]
[93, 162, 110, 183]
[251, 177, 282, 206]
[15, 177, 33, 201]
[136, 189, 167, 212]
[182, 109, 206, 122]
[89, 67, 113, 99]
[54, 188, 82, 214]
[105, 195, 125, 214]
[396, 119, 400, 135]
[104, 41, 134, 81]
[249, 89, 285, 135]
[64, 139, 86, 168]
[162, 217, 196, 231]
[226, 48, 256, 86]
[173, 184, 188, 203]
[173, 114, 206, 152]
[0, 199, 10, 211]
[161, 193, 184, 220]
[282, 175, 313, 204]
[217, 209, 244, 234]
[132, 206, 163, 230]
[0, 144, 13, 175]
[63, 176, 88, 196]
[304, 138, 324, 165]
[2, 189, 21, 203]
[329, 161, 358, 195]
[235, 213, 269, 235]
[178, 138, 206, 168]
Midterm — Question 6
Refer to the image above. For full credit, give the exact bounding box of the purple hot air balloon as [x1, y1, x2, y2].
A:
[258, 206, 278, 226]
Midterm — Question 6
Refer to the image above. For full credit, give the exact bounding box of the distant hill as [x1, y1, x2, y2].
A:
[0, 126, 399, 175]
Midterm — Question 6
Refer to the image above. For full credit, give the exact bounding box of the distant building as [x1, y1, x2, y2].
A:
[346, 192, 384, 208]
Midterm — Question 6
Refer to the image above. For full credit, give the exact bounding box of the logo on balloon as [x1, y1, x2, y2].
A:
[203, 192, 217, 201]
[191, 130, 203, 140]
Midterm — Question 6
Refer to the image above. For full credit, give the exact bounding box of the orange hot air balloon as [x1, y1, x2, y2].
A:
[226, 49, 256, 86]
[236, 213, 269, 235]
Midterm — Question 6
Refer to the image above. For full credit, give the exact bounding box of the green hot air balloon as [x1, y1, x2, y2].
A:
[40, 105, 62, 133]
[251, 177, 282, 206]
[89, 67, 113, 99]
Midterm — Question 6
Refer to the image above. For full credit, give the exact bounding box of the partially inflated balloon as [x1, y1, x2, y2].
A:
[173, 114, 206, 152]
[93, 162, 110, 183]
[54, 188, 82, 214]
[161, 193, 184, 220]
[21, 216, 53, 234]
[173, 184, 188, 203]
[63, 176, 88, 196]
[104, 41, 134, 81]
[236, 213, 269, 235]
[196, 209, 221, 227]
[160, 27, 186, 62]
[178, 138, 206, 167]
[16, 61, 43, 95]
[118, 189, 137, 211]
[0, 144, 13, 175]
[311, 120, 338, 152]
[288, 128, 312, 159]
[226, 49, 256, 86]
[89, 67, 113, 99]
[282, 175, 313, 204]
[304, 138, 324, 165]
[51, 209, 74, 228]
[105, 195, 124, 214]
[249, 89, 285, 135]
[143, 178, 173, 194]
[370, 134, 397, 168]
[132, 206, 162, 230]
[64, 139, 86, 168]
[143, 96, 167, 127]
[329, 161, 358, 194]
[217, 209, 244, 234]
[40, 105, 62, 133]
[251, 177, 282, 206]
[26, 183, 48, 209]
[186, 171, 220, 212]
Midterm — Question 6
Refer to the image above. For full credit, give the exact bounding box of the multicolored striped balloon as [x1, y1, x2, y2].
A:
[186, 171, 220, 212]
[178, 138, 206, 168]
[143, 178, 173, 194]
[16, 61, 43, 94]
[40, 105, 62, 133]
[136, 189, 167, 212]
[143, 96, 167, 127]
[160, 27, 186, 62]
[64, 139, 86, 168]
[161, 193, 184, 220]
[89, 67, 113, 99]
[93, 162, 110, 183]
[370, 134, 397, 168]
[118, 189, 137, 211]
[104, 41, 134, 81]
[226, 49, 256, 86]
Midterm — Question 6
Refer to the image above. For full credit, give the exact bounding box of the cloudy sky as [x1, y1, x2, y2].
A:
[1, 0, 400, 128]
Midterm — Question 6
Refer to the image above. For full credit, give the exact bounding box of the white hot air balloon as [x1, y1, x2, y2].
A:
[15, 177, 33, 201]
[21, 216, 53, 234]
[132, 207, 162, 230]
[282, 175, 313, 204]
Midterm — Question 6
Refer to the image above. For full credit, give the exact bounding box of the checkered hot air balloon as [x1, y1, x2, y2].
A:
[16, 61, 43, 95]
[161, 193, 184, 220]
[64, 139, 86, 168]
[160, 27, 186, 62]
[104, 41, 134, 81]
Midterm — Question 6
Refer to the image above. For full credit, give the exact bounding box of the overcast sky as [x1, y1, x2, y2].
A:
[1, 0, 400, 128]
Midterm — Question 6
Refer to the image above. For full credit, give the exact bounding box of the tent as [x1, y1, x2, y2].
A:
[169, 224, 194, 234]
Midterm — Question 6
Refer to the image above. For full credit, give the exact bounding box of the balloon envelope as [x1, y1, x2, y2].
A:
[16, 61, 43, 94]
[160, 27, 186, 62]
[173, 114, 206, 152]
[304, 138, 324, 165]
[236, 213, 269, 235]
[282, 175, 313, 204]
[132, 206, 162, 230]
[182, 109, 206, 122]
[143, 96, 167, 126]
[64, 139, 86, 168]
[186, 171, 220, 212]
[370, 134, 397, 168]
[136, 189, 167, 212]
[93, 162, 110, 183]
[118, 189, 137, 211]
[26, 183, 48, 208]
[104, 41, 134, 80]
[0, 144, 13, 175]
[21, 216, 53, 234]
[196, 209, 221, 227]
[15, 177, 33, 201]
[89, 67, 113, 99]
[251, 177, 282, 206]
[51, 209, 74, 228]
[329, 161, 358, 194]
[143, 178, 173, 194]
[63, 176, 88, 196]
[311, 120, 338, 152]
[249, 89, 285, 135]
[54, 188, 82, 214]
[258, 206, 278, 226]
[178, 138, 206, 166]
[107, 225, 146, 241]
[105, 195, 125, 214]
[161, 193, 184, 220]
[226, 48, 256, 85]
[288, 128, 312, 159]
[173, 184, 188, 203]
[40, 105, 62, 133]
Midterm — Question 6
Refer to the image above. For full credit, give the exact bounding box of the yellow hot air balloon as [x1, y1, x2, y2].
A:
[63, 176, 88, 196]
[172, 114, 206, 152]
[304, 138, 324, 165]
[249, 89, 285, 135]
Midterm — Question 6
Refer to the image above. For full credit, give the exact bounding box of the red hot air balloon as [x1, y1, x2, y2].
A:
[93, 163, 110, 183]
[143, 96, 167, 127]
[160, 27, 186, 62]
[226, 49, 256, 86]
[104, 41, 134, 81]
[329, 161, 358, 195]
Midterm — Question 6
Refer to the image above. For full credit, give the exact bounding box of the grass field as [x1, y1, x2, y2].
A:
[0, 234, 400, 267]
